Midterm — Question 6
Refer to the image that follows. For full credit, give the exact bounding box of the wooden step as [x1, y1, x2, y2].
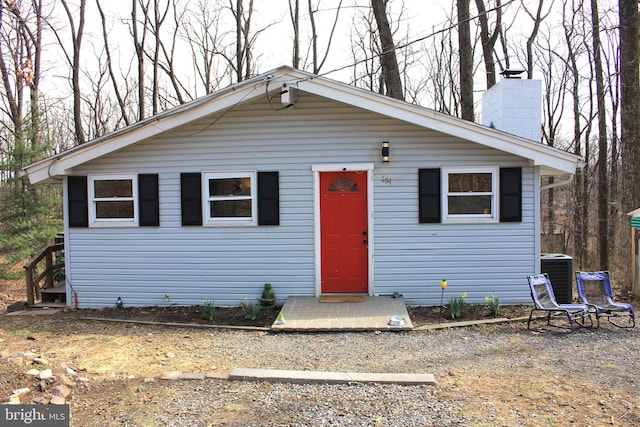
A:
[30, 302, 67, 308]
[40, 283, 66, 304]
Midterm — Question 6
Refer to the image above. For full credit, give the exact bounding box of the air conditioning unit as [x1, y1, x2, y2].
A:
[541, 254, 573, 304]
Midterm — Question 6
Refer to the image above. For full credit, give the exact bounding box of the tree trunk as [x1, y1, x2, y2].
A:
[97, 0, 131, 126]
[591, 0, 609, 269]
[61, 0, 87, 145]
[620, 0, 640, 214]
[474, 0, 501, 89]
[289, 0, 300, 68]
[457, 0, 474, 120]
[371, 0, 403, 100]
[132, 0, 148, 120]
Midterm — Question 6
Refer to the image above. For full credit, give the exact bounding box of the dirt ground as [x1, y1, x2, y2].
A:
[2, 279, 640, 426]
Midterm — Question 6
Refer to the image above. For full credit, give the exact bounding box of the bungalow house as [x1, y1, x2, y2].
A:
[23, 66, 582, 308]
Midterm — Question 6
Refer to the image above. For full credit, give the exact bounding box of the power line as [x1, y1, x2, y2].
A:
[315, 0, 518, 79]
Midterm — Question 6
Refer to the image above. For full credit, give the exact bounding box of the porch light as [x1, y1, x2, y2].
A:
[381, 141, 390, 162]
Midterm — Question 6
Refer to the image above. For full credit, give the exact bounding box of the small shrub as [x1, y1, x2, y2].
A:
[448, 293, 467, 319]
[243, 298, 261, 320]
[468, 303, 483, 319]
[203, 300, 215, 321]
[485, 294, 501, 317]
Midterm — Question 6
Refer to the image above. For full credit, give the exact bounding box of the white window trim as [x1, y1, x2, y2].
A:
[88, 173, 138, 227]
[442, 166, 498, 224]
[203, 171, 257, 226]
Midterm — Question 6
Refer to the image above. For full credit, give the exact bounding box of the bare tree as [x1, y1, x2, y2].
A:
[307, 0, 343, 73]
[97, 0, 132, 126]
[149, 0, 170, 114]
[426, 21, 461, 116]
[132, 0, 150, 120]
[590, 0, 609, 269]
[289, 0, 300, 68]
[620, 0, 640, 218]
[59, 0, 87, 145]
[229, 0, 254, 82]
[183, 0, 229, 96]
[521, 0, 551, 79]
[457, 0, 474, 120]
[562, 0, 589, 267]
[536, 25, 570, 250]
[371, 0, 403, 100]
[474, 0, 501, 88]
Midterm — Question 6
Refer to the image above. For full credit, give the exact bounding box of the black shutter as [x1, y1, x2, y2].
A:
[500, 167, 522, 222]
[68, 176, 88, 228]
[138, 174, 159, 226]
[419, 168, 441, 223]
[258, 171, 280, 225]
[181, 173, 202, 226]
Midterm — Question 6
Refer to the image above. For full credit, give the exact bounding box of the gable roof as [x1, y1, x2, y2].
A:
[24, 66, 582, 184]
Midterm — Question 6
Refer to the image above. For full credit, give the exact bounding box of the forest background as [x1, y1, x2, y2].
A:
[1, 0, 639, 289]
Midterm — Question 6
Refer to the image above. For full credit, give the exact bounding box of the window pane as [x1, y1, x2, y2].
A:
[94, 180, 133, 198]
[96, 201, 134, 218]
[209, 177, 251, 197]
[448, 195, 492, 214]
[449, 173, 492, 193]
[328, 178, 359, 192]
[210, 200, 252, 218]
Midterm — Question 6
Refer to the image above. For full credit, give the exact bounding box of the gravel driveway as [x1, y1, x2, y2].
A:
[2, 314, 639, 426]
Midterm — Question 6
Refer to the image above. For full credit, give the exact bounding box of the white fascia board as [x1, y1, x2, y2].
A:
[297, 77, 582, 175]
[26, 81, 266, 184]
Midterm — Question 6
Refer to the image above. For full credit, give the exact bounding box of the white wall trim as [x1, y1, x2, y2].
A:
[313, 163, 375, 296]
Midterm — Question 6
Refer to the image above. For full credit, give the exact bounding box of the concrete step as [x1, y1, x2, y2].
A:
[228, 368, 436, 385]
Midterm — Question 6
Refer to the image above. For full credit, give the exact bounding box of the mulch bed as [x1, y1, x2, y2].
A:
[60, 303, 532, 328]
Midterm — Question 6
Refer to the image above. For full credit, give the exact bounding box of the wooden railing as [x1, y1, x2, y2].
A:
[24, 243, 65, 305]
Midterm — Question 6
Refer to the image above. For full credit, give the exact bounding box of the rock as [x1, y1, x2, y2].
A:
[32, 397, 50, 405]
[160, 371, 182, 380]
[12, 388, 31, 396]
[39, 369, 53, 380]
[49, 395, 66, 405]
[33, 357, 49, 365]
[56, 374, 74, 388]
[65, 367, 78, 376]
[25, 369, 40, 377]
[8, 394, 21, 404]
[144, 377, 155, 383]
[7, 301, 27, 313]
[17, 351, 37, 360]
[166, 352, 176, 359]
[51, 385, 72, 399]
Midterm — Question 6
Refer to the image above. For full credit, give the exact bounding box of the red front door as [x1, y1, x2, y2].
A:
[320, 171, 368, 293]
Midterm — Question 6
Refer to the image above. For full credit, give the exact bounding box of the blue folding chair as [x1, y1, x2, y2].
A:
[575, 271, 635, 328]
[527, 274, 592, 332]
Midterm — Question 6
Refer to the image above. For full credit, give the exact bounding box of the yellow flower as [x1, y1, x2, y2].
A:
[485, 296, 490, 302]
[461, 292, 467, 298]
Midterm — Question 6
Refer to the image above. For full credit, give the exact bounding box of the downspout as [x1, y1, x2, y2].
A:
[540, 175, 574, 191]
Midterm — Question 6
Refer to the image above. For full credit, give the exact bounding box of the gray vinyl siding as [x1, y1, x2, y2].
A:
[65, 93, 536, 308]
